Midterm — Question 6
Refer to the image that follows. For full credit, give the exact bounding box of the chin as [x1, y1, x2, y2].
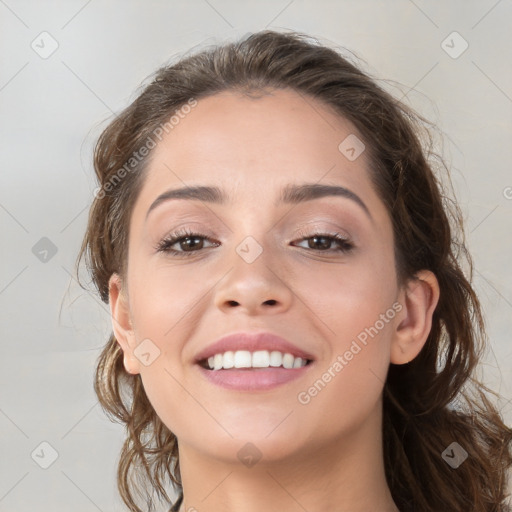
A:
[192, 435, 308, 467]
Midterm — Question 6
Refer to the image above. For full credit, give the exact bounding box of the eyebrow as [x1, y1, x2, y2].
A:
[145, 183, 372, 221]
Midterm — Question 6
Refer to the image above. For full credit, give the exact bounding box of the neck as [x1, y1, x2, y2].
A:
[176, 405, 398, 512]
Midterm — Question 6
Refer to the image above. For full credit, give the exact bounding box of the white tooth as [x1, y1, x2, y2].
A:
[213, 353, 223, 370]
[282, 353, 294, 369]
[293, 357, 303, 368]
[252, 350, 270, 368]
[234, 350, 252, 368]
[223, 351, 234, 369]
[269, 351, 283, 367]
[206, 350, 303, 370]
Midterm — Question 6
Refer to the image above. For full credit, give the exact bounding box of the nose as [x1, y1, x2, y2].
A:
[213, 243, 294, 316]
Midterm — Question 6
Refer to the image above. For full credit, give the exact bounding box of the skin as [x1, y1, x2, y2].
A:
[109, 89, 440, 512]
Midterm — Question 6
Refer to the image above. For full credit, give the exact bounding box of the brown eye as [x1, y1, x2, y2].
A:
[156, 230, 219, 256]
[306, 235, 333, 250]
[177, 235, 205, 252]
[292, 232, 354, 253]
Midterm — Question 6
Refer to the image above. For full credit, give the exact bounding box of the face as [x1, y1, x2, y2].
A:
[113, 88, 404, 465]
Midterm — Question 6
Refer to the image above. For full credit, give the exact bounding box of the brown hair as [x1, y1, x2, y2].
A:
[77, 30, 512, 511]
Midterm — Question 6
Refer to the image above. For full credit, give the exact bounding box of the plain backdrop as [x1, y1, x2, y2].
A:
[1, 1, 511, 510]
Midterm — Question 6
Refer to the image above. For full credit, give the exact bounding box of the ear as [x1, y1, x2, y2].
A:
[108, 273, 141, 375]
[391, 270, 440, 365]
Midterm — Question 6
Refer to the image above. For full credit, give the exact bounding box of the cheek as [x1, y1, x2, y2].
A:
[127, 256, 208, 339]
[295, 273, 397, 439]
[297, 249, 398, 341]
[295, 250, 398, 407]
[295, 347, 388, 446]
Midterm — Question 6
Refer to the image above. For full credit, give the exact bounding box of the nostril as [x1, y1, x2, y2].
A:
[265, 299, 277, 305]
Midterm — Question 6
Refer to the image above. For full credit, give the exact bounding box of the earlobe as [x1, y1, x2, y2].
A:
[390, 270, 440, 365]
[108, 273, 141, 375]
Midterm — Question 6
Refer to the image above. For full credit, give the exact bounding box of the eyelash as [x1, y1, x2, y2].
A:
[155, 227, 354, 257]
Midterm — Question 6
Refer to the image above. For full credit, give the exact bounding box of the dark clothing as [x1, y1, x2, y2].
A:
[169, 492, 183, 512]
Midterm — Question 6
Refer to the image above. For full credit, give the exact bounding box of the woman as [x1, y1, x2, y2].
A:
[77, 30, 512, 512]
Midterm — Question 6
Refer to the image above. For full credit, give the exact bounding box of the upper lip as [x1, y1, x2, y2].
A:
[194, 332, 316, 364]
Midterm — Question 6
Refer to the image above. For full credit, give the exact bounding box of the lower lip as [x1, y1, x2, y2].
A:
[196, 364, 314, 391]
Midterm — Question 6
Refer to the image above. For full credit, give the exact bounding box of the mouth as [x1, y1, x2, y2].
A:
[198, 350, 314, 371]
[196, 353, 315, 391]
[193, 332, 316, 390]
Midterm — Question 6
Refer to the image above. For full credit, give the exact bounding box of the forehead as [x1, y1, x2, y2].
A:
[133, 88, 385, 218]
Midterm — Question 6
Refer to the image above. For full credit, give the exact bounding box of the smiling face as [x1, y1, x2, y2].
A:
[109, 88, 407, 465]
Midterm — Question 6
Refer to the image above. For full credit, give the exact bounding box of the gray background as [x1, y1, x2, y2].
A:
[1, 1, 511, 510]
